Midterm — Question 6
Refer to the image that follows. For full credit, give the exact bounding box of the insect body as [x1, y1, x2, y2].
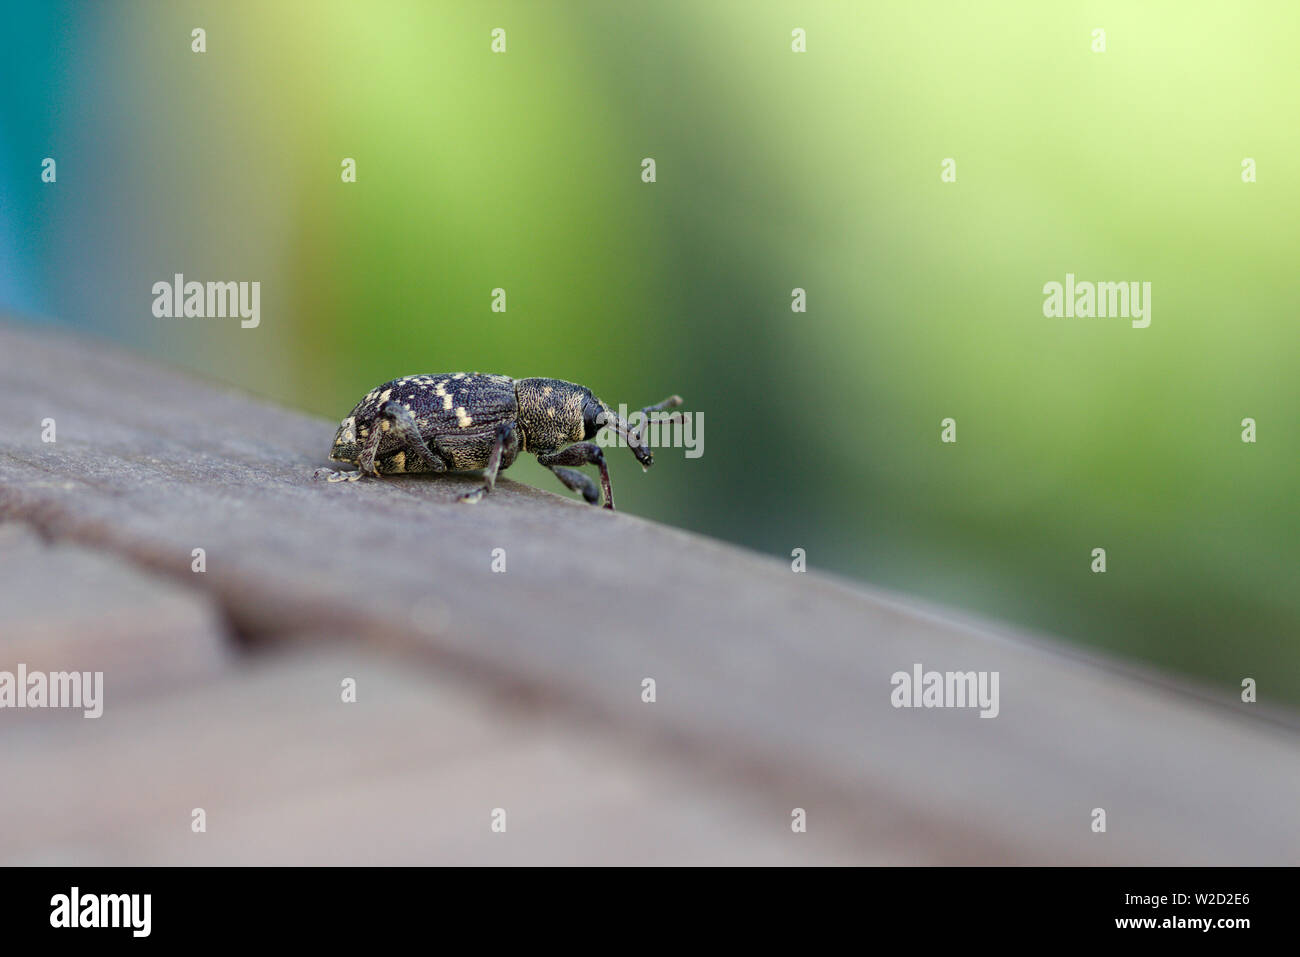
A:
[319, 373, 683, 510]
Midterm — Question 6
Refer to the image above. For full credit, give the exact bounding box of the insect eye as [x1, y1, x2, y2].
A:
[582, 398, 608, 440]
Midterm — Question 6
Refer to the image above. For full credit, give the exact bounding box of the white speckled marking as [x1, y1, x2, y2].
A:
[336, 416, 357, 445]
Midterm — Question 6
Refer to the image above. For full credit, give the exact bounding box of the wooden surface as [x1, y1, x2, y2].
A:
[1, 318, 1297, 865]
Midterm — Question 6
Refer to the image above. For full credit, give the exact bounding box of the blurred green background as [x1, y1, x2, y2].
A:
[2, 2, 1296, 701]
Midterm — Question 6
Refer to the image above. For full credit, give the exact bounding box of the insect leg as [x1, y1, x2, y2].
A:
[379, 401, 448, 473]
[546, 465, 600, 505]
[313, 467, 364, 483]
[537, 442, 612, 510]
[356, 417, 387, 477]
[458, 421, 515, 504]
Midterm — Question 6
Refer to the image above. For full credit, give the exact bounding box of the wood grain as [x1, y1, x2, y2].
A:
[1, 318, 1296, 864]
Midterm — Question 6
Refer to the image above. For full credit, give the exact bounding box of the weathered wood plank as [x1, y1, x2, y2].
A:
[0, 647, 859, 865]
[1, 319, 1297, 864]
[0, 523, 230, 702]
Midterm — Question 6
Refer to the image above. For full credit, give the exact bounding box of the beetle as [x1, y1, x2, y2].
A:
[316, 373, 683, 510]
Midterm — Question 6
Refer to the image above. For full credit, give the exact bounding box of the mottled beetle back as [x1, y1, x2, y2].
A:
[332, 373, 518, 473]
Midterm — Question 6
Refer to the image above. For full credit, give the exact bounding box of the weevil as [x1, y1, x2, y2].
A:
[316, 373, 683, 510]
